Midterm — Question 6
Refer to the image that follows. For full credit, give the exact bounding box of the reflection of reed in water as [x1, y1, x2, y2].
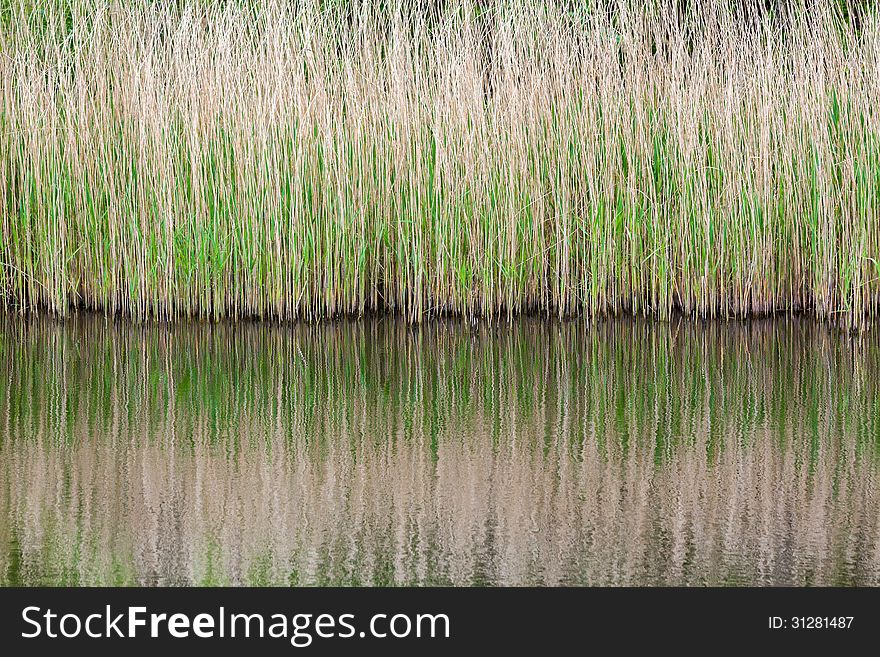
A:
[1, 316, 879, 585]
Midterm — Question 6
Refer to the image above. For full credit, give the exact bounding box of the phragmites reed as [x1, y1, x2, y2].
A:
[2, 0, 879, 326]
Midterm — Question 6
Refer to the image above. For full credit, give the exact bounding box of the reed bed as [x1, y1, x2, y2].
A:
[2, 0, 880, 326]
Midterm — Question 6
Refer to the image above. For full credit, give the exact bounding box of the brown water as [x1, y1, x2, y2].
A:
[1, 315, 878, 586]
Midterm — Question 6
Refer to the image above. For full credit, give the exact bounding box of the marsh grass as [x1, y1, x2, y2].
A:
[2, 0, 880, 326]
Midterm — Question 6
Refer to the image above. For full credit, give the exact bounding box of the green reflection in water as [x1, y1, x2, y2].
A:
[1, 314, 879, 585]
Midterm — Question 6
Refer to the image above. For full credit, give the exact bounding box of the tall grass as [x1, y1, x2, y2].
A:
[2, 0, 880, 326]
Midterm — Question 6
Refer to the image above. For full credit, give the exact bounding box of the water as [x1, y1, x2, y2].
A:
[1, 315, 878, 586]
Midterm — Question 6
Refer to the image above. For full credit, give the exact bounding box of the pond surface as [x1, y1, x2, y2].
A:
[1, 315, 878, 585]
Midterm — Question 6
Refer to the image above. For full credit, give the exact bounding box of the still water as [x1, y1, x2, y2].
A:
[1, 315, 878, 586]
